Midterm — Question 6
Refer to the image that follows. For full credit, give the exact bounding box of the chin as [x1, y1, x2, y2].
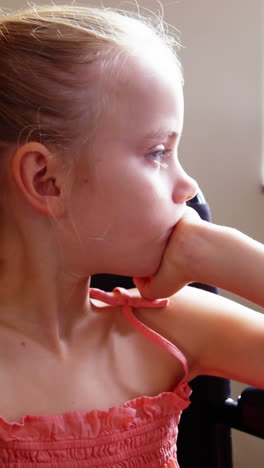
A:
[128, 256, 163, 278]
[93, 244, 165, 278]
[103, 259, 159, 279]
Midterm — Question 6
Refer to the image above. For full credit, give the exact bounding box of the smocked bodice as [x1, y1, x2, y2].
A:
[0, 288, 191, 467]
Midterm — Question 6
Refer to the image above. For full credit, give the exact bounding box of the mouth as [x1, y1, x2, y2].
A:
[165, 215, 184, 242]
[152, 212, 185, 244]
[156, 226, 174, 244]
[166, 226, 174, 239]
[165, 226, 177, 247]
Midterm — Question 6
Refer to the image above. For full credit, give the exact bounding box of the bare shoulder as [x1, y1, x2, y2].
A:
[130, 286, 205, 381]
[133, 286, 264, 387]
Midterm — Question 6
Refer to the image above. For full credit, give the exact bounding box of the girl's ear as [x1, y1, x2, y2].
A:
[11, 142, 66, 217]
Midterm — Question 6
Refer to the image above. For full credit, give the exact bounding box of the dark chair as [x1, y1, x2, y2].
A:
[91, 192, 264, 468]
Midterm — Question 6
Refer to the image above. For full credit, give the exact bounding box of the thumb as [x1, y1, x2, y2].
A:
[133, 259, 183, 299]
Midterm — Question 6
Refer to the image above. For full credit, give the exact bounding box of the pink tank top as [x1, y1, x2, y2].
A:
[0, 288, 191, 467]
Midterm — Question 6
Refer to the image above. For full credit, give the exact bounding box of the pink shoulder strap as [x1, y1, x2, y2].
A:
[90, 287, 189, 381]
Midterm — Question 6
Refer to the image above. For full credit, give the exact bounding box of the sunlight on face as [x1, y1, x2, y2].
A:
[66, 50, 195, 277]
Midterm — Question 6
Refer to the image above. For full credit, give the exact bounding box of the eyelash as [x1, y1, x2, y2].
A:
[148, 149, 172, 168]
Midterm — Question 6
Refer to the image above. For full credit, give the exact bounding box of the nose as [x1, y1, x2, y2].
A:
[172, 164, 198, 204]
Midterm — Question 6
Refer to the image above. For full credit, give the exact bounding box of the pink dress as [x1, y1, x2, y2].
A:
[0, 288, 191, 467]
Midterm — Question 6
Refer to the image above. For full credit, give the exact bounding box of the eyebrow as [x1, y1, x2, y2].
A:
[142, 130, 179, 142]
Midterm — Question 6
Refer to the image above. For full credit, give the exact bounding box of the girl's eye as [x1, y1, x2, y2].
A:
[148, 148, 172, 169]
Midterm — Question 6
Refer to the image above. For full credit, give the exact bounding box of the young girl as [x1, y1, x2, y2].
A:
[0, 4, 264, 467]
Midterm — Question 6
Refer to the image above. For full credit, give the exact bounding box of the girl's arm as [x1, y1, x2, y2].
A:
[160, 285, 264, 388]
[134, 208, 264, 388]
[137, 281, 264, 389]
[134, 207, 264, 307]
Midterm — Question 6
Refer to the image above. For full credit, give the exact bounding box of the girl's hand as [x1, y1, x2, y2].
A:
[133, 206, 204, 299]
[135, 206, 264, 307]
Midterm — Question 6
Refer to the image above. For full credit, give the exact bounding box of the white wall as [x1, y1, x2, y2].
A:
[164, 2, 264, 465]
[1, 0, 263, 465]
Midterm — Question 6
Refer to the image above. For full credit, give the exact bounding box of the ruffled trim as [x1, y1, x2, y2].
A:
[0, 384, 191, 442]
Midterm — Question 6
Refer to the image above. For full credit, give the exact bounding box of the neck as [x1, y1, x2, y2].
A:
[0, 222, 93, 352]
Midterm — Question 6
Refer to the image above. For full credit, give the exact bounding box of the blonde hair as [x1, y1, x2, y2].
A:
[0, 4, 182, 155]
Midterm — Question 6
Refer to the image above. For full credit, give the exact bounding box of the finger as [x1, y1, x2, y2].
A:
[133, 260, 181, 299]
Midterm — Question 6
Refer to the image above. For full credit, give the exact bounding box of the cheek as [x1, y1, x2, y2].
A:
[112, 179, 172, 235]
[74, 160, 172, 239]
